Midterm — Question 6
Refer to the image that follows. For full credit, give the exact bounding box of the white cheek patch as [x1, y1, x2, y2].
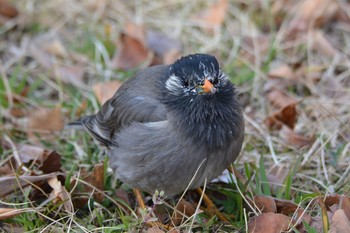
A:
[165, 74, 183, 93]
[218, 70, 229, 84]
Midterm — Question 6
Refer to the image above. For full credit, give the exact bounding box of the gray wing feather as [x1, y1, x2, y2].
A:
[80, 65, 168, 146]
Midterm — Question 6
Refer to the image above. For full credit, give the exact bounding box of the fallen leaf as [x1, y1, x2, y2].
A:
[146, 226, 165, 233]
[111, 22, 153, 70]
[264, 104, 297, 130]
[48, 176, 73, 213]
[39, 150, 62, 174]
[82, 163, 105, 202]
[27, 106, 64, 142]
[341, 196, 350, 221]
[266, 89, 298, 109]
[193, 0, 228, 33]
[248, 212, 291, 233]
[254, 195, 277, 213]
[0, 208, 25, 220]
[92, 80, 121, 104]
[329, 209, 350, 233]
[279, 125, 313, 147]
[0, 0, 19, 18]
[0, 173, 59, 197]
[172, 199, 196, 226]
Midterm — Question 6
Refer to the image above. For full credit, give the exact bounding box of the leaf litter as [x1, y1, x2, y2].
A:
[0, 0, 350, 232]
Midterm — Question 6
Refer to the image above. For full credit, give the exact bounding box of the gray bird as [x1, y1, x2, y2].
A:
[69, 54, 244, 195]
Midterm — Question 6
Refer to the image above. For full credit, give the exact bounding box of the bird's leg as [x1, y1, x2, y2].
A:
[196, 188, 229, 223]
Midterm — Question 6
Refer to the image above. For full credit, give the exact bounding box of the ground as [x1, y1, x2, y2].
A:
[0, 0, 350, 232]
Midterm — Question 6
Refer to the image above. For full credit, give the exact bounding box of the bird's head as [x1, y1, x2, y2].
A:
[164, 54, 228, 97]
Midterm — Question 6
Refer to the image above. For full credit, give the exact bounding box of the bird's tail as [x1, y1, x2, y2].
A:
[65, 115, 93, 130]
[66, 115, 113, 147]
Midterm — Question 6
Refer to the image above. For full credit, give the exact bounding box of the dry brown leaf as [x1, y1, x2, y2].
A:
[341, 196, 350, 221]
[0, 163, 13, 176]
[268, 64, 296, 80]
[9, 107, 27, 118]
[124, 22, 146, 44]
[172, 199, 196, 226]
[266, 89, 298, 109]
[264, 103, 297, 130]
[254, 195, 277, 213]
[146, 226, 165, 233]
[48, 176, 73, 213]
[193, 0, 228, 32]
[27, 106, 64, 142]
[0, 208, 25, 220]
[329, 209, 350, 233]
[112, 22, 153, 70]
[280, 125, 313, 147]
[54, 64, 86, 87]
[0, 0, 19, 18]
[92, 80, 121, 104]
[39, 151, 62, 174]
[0, 173, 59, 197]
[248, 212, 291, 233]
[82, 163, 105, 202]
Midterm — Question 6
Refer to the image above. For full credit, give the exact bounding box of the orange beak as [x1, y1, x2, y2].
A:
[197, 79, 216, 94]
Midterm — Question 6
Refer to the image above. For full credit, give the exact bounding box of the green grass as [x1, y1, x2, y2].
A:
[1, 0, 350, 232]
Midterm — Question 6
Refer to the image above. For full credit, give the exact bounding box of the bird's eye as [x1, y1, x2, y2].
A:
[183, 80, 189, 87]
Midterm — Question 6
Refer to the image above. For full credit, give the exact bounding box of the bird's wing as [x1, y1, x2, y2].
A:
[78, 65, 168, 146]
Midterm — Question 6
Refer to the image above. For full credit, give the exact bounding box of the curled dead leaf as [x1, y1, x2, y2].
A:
[264, 103, 297, 130]
[48, 176, 73, 213]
